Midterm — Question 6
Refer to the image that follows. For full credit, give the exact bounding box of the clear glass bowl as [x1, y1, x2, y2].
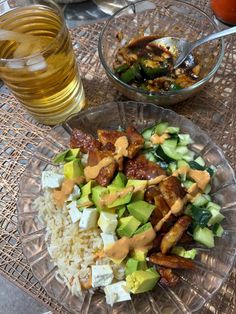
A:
[17, 101, 236, 313]
[98, 0, 224, 105]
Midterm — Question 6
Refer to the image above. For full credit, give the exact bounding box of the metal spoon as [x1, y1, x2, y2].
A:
[151, 26, 236, 68]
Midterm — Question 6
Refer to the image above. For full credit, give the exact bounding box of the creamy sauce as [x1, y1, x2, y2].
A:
[77, 200, 93, 209]
[101, 186, 134, 207]
[105, 227, 156, 261]
[114, 136, 129, 159]
[173, 166, 210, 191]
[187, 183, 199, 196]
[188, 169, 210, 191]
[147, 175, 167, 186]
[171, 196, 188, 215]
[133, 181, 147, 192]
[150, 133, 170, 145]
[53, 179, 75, 208]
[154, 210, 172, 232]
[84, 157, 114, 181]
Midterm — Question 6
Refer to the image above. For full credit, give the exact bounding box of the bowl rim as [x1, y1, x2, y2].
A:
[98, 0, 225, 97]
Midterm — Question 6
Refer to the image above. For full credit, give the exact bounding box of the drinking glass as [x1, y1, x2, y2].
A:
[0, 0, 85, 125]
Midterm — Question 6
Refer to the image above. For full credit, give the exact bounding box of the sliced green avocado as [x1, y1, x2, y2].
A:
[131, 249, 147, 262]
[110, 172, 127, 188]
[127, 200, 155, 224]
[81, 180, 95, 197]
[117, 216, 141, 238]
[91, 185, 108, 211]
[76, 195, 92, 210]
[107, 187, 133, 208]
[193, 226, 215, 248]
[125, 258, 147, 276]
[126, 179, 147, 201]
[117, 206, 127, 218]
[53, 148, 80, 164]
[126, 268, 160, 294]
[134, 222, 153, 236]
[63, 159, 84, 180]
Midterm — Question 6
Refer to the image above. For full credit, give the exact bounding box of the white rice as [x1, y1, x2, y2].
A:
[33, 188, 125, 296]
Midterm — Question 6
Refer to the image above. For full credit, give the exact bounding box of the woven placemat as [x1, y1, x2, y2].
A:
[0, 1, 235, 313]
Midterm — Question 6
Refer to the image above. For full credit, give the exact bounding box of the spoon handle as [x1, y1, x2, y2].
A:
[192, 26, 236, 49]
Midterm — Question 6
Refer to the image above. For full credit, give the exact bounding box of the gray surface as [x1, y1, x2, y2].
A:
[0, 275, 49, 314]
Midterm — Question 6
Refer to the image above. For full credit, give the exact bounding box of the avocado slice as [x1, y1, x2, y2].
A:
[126, 268, 160, 294]
[117, 216, 141, 238]
[126, 179, 147, 201]
[110, 172, 127, 188]
[106, 187, 133, 208]
[117, 206, 127, 218]
[131, 249, 147, 261]
[127, 200, 155, 224]
[64, 148, 80, 162]
[91, 185, 108, 211]
[171, 246, 197, 260]
[76, 195, 93, 210]
[134, 222, 153, 236]
[125, 258, 147, 276]
[63, 159, 84, 180]
[81, 180, 95, 197]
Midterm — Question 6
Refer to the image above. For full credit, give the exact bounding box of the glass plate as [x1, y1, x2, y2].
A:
[17, 101, 236, 314]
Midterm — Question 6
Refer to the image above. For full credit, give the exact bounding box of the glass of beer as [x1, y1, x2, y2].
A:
[0, 0, 86, 125]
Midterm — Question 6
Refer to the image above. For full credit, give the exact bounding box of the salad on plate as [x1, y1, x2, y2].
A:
[34, 121, 224, 306]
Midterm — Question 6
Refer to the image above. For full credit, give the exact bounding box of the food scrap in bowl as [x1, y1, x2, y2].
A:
[113, 35, 201, 92]
[34, 122, 224, 306]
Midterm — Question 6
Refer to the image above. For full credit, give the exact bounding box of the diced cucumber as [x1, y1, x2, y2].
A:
[193, 226, 215, 248]
[168, 162, 177, 173]
[192, 194, 211, 207]
[206, 202, 221, 211]
[144, 151, 157, 163]
[194, 156, 205, 167]
[184, 203, 192, 216]
[142, 127, 153, 141]
[204, 184, 211, 194]
[212, 223, 224, 237]
[183, 180, 195, 190]
[166, 126, 180, 134]
[177, 159, 189, 169]
[171, 246, 197, 259]
[182, 151, 195, 162]
[156, 139, 182, 161]
[178, 134, 193, 146]
[175, 146, 189, 156]
[207, 208, 224, 226]
[153, 122, 169, 135]
[143, 141, 152, 149]
[190, 205, 212, 227]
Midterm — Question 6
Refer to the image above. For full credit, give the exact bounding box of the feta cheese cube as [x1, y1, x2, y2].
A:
[98, 212, 118, 233]
[67, 185, 81, 201]
[91, 265, 114, 288]
[79, 208, 98, 229]
[104, 281, 131, 306]
[101, 233, 117, 249]
[68, 201, 81, 223]
[41, 171, 64, 189]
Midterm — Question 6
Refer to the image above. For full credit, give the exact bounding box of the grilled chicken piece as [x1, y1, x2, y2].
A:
[124, 154, 166, 180]
[160, 215, 192, 254]
[98, 129, 125, 146]
[70, 129, 101, 153]
[154, 193, 170, 217]
[87, 150, 117, 186]
[178, 232, 193, 244]
[159, 268, 180, 286]
[144, 186, 160, 204]
[159, 176, 186, 208]
[100, 142, 123, 171]
[149, 252, 195, 270]
[125, 126, 144, 158]
[97, 126, 144, 159]
[150, 207, 163, 226]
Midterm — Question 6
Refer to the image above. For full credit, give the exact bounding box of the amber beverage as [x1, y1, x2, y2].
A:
[211, 0, 236, 25]
[0, 0, 85, 125]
